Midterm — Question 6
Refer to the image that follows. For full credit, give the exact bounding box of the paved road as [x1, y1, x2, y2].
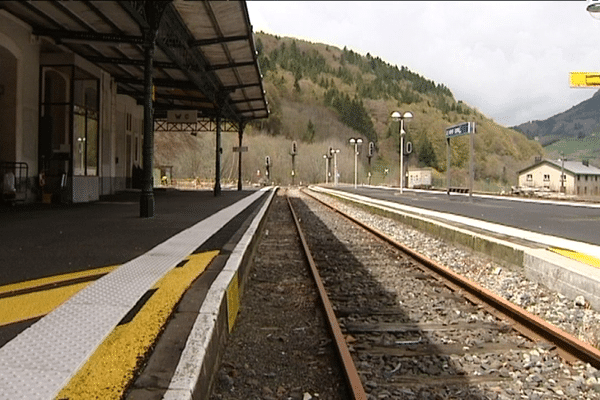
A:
[336, 187, 600, 246]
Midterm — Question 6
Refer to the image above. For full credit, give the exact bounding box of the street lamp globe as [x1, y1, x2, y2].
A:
[588, 0, 600, 19]
[391, 111, 413, 122]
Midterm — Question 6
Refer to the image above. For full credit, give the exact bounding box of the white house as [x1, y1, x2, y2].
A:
[518, 159, 600, 196]
[408, 168, 433, 189]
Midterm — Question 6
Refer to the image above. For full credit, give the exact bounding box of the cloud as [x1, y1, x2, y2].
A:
[247, 1, 600, 127]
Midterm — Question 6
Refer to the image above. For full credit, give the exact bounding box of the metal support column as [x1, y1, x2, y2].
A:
[214, 110, 222, 196]
[140, 31, 156, 218]
[237, 123, 244, 191]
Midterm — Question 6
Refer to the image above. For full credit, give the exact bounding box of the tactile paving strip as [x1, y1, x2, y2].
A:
[0, 188, 269, 400]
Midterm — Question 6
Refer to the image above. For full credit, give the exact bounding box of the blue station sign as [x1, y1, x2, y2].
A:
[445, 122, 474, 138]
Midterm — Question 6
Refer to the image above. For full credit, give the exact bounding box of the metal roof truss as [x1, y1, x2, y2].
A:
[0, 0, 268, 124]
[155, 118, 240, 134]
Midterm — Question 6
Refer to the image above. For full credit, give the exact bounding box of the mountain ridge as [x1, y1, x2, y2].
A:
[512, 90, 600, 146]
[156, 32, 543, 190]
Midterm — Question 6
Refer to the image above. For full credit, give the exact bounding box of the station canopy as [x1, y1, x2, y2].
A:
[0, 0, 269, 123]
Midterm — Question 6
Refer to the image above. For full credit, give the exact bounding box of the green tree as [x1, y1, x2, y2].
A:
[304, 119, 316, 143]
[418, 136, 437, 167]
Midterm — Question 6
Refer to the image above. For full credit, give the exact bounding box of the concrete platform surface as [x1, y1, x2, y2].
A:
[0, 187, 274, 399]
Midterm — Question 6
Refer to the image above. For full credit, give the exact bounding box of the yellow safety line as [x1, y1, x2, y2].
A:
[56, 251, 218, 400]
[0, 265, 118, 296]
[0, 265, 120, 327]
[0, 282, 91, 327]
[549, 247, 600, 269]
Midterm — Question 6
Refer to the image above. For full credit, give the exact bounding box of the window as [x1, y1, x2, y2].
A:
[543, 174, 550, 182]
[526, 174, 532, 182]
[73, 78, 99, 176]
[40, 65, 99, 178]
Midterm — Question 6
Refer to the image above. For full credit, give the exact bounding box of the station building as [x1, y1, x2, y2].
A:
[518, 159, 600, 196]
[0, 1, 268, 212]
[407, 168, 433, 189]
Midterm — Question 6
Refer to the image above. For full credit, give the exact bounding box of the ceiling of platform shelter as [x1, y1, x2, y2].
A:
[0, 0, 269, 123]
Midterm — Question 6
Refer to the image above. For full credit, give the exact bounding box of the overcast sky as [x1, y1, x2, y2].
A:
[247, 1, 600, 127]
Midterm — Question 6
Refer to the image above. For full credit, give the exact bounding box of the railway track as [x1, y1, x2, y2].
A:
[287, 189, 600, 399]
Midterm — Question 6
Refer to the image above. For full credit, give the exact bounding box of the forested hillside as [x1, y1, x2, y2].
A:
[156, 33, 543, 190]
[512, 89, 600, 146]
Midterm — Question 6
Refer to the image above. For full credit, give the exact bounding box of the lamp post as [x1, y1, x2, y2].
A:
[391, 111, 413, 194]
[323, 154, 330, 184]
[588, 0, 600, 18]
[349, 138, 363, 188]
[332, 149, 340, 186]
[77, 137, 86, 174]
[367, 142, 374, 186]
[560, 151, 565, 193]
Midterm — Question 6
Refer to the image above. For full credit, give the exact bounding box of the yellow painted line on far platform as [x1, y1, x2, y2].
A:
[56, 250, 218, 400]
[549, 248, 600, 269]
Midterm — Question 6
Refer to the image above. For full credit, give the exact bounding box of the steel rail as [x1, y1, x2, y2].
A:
[302, 188, 600, 369]
[285, 195, 367, 400]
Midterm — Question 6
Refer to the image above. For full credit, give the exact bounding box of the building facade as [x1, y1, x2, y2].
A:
[518, 159, 600, 196]
[0, 10, 143, 203]
[0, 2, 268, 207]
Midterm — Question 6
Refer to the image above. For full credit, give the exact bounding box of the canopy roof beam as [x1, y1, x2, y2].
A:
[32, 28, 145, 45]
[190, 34, 249, 47]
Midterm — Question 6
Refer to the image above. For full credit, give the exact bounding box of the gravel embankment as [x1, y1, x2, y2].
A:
[308, 189, 600, 386]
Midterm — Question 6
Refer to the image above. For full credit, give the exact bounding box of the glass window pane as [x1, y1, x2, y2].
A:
[86, 112, 98, 176]
[73, 77, 98, 110]
[73, 108, 86, 176]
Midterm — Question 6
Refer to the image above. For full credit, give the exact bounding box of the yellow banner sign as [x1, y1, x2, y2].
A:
[570, 72, 600, 87]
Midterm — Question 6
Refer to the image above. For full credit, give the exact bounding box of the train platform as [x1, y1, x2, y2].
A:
[0, 186, 276, 399]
